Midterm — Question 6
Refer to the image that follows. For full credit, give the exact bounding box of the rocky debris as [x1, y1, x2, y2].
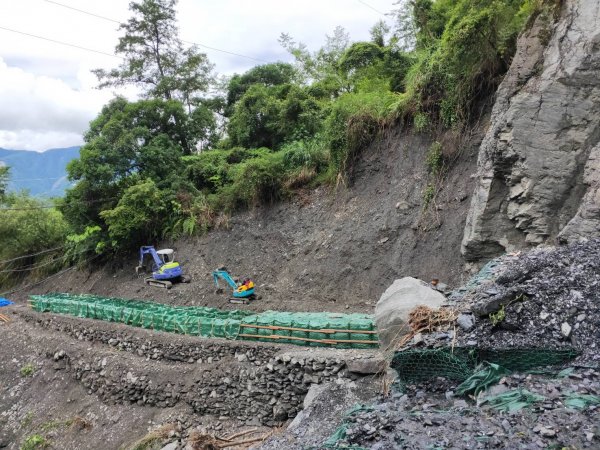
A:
[18, 309, 280, 367]
[456, 313, 474, 331]
[456, 239, 600, 366]
[346, 356, 385, 375]
[259, 378, 378, 450]
[462, 0, 600, 261]
[260, 369, 599, 449]
[375, 277, 446, 350]
[57, 348, 356, 427]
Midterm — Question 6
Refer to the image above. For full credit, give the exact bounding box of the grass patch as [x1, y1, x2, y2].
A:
[20, 434, 48, 450]
[422, 184, 436, 208]
[20, 412, 34, 429]
[489, 304, 506, 326]
[20, 363, 36, 377]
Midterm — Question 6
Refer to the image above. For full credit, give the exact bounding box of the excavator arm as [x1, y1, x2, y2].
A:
[212, 270, 238, 290]
[139, 246, 164, 271]
[212, 269, 256, 303]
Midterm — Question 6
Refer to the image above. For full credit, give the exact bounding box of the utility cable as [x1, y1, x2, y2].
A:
[43, 0, 270, 63]
[0, 253, 100, 298]
[356, 0, 387, 16]
[9, 176, 70, 182]
[0, 25, 122, 59]
[0, 246, 64, 266]
[44, 0, 120, 24]
[0, 253, 69, 273]
[0, 196, 119, 211]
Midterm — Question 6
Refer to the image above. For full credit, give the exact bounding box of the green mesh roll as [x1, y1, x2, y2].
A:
[29, 293, 378, 349]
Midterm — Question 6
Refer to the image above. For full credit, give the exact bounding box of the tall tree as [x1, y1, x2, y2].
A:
[93, 0, 213, 109]
[279, 26, 350, 95]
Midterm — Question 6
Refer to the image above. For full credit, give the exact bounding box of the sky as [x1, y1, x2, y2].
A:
[0, 0, 396, 152]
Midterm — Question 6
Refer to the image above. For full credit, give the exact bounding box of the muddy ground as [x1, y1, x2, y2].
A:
[0, 125, 496, 450]
[9, 127, 483, 314]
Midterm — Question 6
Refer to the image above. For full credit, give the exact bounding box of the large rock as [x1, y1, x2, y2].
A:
[462, 0, 600, 261]
[375, 277, 446, 350]
[346, 356, 386, 375]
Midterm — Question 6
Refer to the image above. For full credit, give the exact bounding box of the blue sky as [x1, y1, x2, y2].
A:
[0, 0, 395, 151]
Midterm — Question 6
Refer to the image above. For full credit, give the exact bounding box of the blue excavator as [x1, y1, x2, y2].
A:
[135, 246, 190, 289]
[212, 267, 257, 304]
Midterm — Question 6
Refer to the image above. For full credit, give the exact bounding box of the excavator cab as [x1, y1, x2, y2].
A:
[136, 246, 190, 289]
[212, 268, 257, 304]
[156, 249, 175, 264]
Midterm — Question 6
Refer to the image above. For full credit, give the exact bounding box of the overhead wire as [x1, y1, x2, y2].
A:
[356, 0, 388, 16]
[9, 176, 70, 182]
[0, 246, 64, 266]
[0, 196, 120, 211]
[0, 253, 101, 298]
[0, 251, 75, 273]
[43, 0, 270, 63]
[0, 25, 122, 59]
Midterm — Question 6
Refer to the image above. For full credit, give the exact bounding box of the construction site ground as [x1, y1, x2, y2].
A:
[4, 127, 599, 449]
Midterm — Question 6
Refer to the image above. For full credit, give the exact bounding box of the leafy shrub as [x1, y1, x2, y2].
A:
[99, 179, 169, 251]
[426, 141, 444, 175]
[325, 90, 398, 178]
[166, 191, 214, 237]
[20, 363, 36, 377]
[422, 183, 435, 207]
[282, 136, 329, 172]
[216, 152, 286, 210]
[0, 194, 68, 289]
[401, 0, 536, 127]
[413, 111, 429, 132]
[183, 151, 230, 192]
[65, 226, 104, 263]
[20, 434, 48, 450]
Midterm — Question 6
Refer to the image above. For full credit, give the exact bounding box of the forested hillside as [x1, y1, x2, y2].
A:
[0, 0, 555, 290]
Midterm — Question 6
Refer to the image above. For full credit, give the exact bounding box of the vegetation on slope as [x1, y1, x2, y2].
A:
[0, 0, 558, 288]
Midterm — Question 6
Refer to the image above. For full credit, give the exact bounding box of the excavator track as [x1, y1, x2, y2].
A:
[144, 277, 173, 289]
[229, 294, 256, 305]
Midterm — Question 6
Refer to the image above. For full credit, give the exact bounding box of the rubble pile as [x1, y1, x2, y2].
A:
[456, 239, 600, 366]
[337, 369, 599, 449]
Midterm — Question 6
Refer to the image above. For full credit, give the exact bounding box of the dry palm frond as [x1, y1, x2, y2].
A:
[188, 427, 278, 450]
[127, 423, 177, 450]
[397, 305, 458, 348]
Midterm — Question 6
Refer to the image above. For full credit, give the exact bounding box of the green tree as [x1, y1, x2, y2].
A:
[279, 26, 351, 95]
[99, 179, 168, 248]
[225, 63, 297, 117]
[62, 97, 196, 249]
[227, 83, 322, 149]
[0, 194, 68, 288]
[93, 0, 213, 108]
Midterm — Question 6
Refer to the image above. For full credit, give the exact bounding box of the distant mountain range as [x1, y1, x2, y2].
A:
[0, 146, 81, 197]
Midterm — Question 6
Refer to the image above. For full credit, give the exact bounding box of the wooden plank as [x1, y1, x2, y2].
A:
[239, 323, 377, 335]
[238, 333, 378, 345]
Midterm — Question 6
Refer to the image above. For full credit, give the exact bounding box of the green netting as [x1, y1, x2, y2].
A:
[29, 293, 378, 349]
[479, 389, 545, 412]
[450, 257, 504, 299]
[563, 393, 600, 409]
[455, 362, 510, 396]
[317, 405, 373, 450]
[392, 348, 475, 382]
[392, 347, 579, 384]
[240, 311, 377, 349]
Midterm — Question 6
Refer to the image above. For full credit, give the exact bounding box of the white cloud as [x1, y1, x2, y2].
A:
[0, 0, 396, 151]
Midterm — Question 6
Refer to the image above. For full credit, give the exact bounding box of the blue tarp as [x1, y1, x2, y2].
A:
[0, 298, 14, 307]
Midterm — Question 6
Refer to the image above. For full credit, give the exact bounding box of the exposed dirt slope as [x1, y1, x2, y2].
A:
[12, 128, 483, 313]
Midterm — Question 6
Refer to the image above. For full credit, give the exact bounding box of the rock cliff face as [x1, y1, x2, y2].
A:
[462, 0, 600, 261]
